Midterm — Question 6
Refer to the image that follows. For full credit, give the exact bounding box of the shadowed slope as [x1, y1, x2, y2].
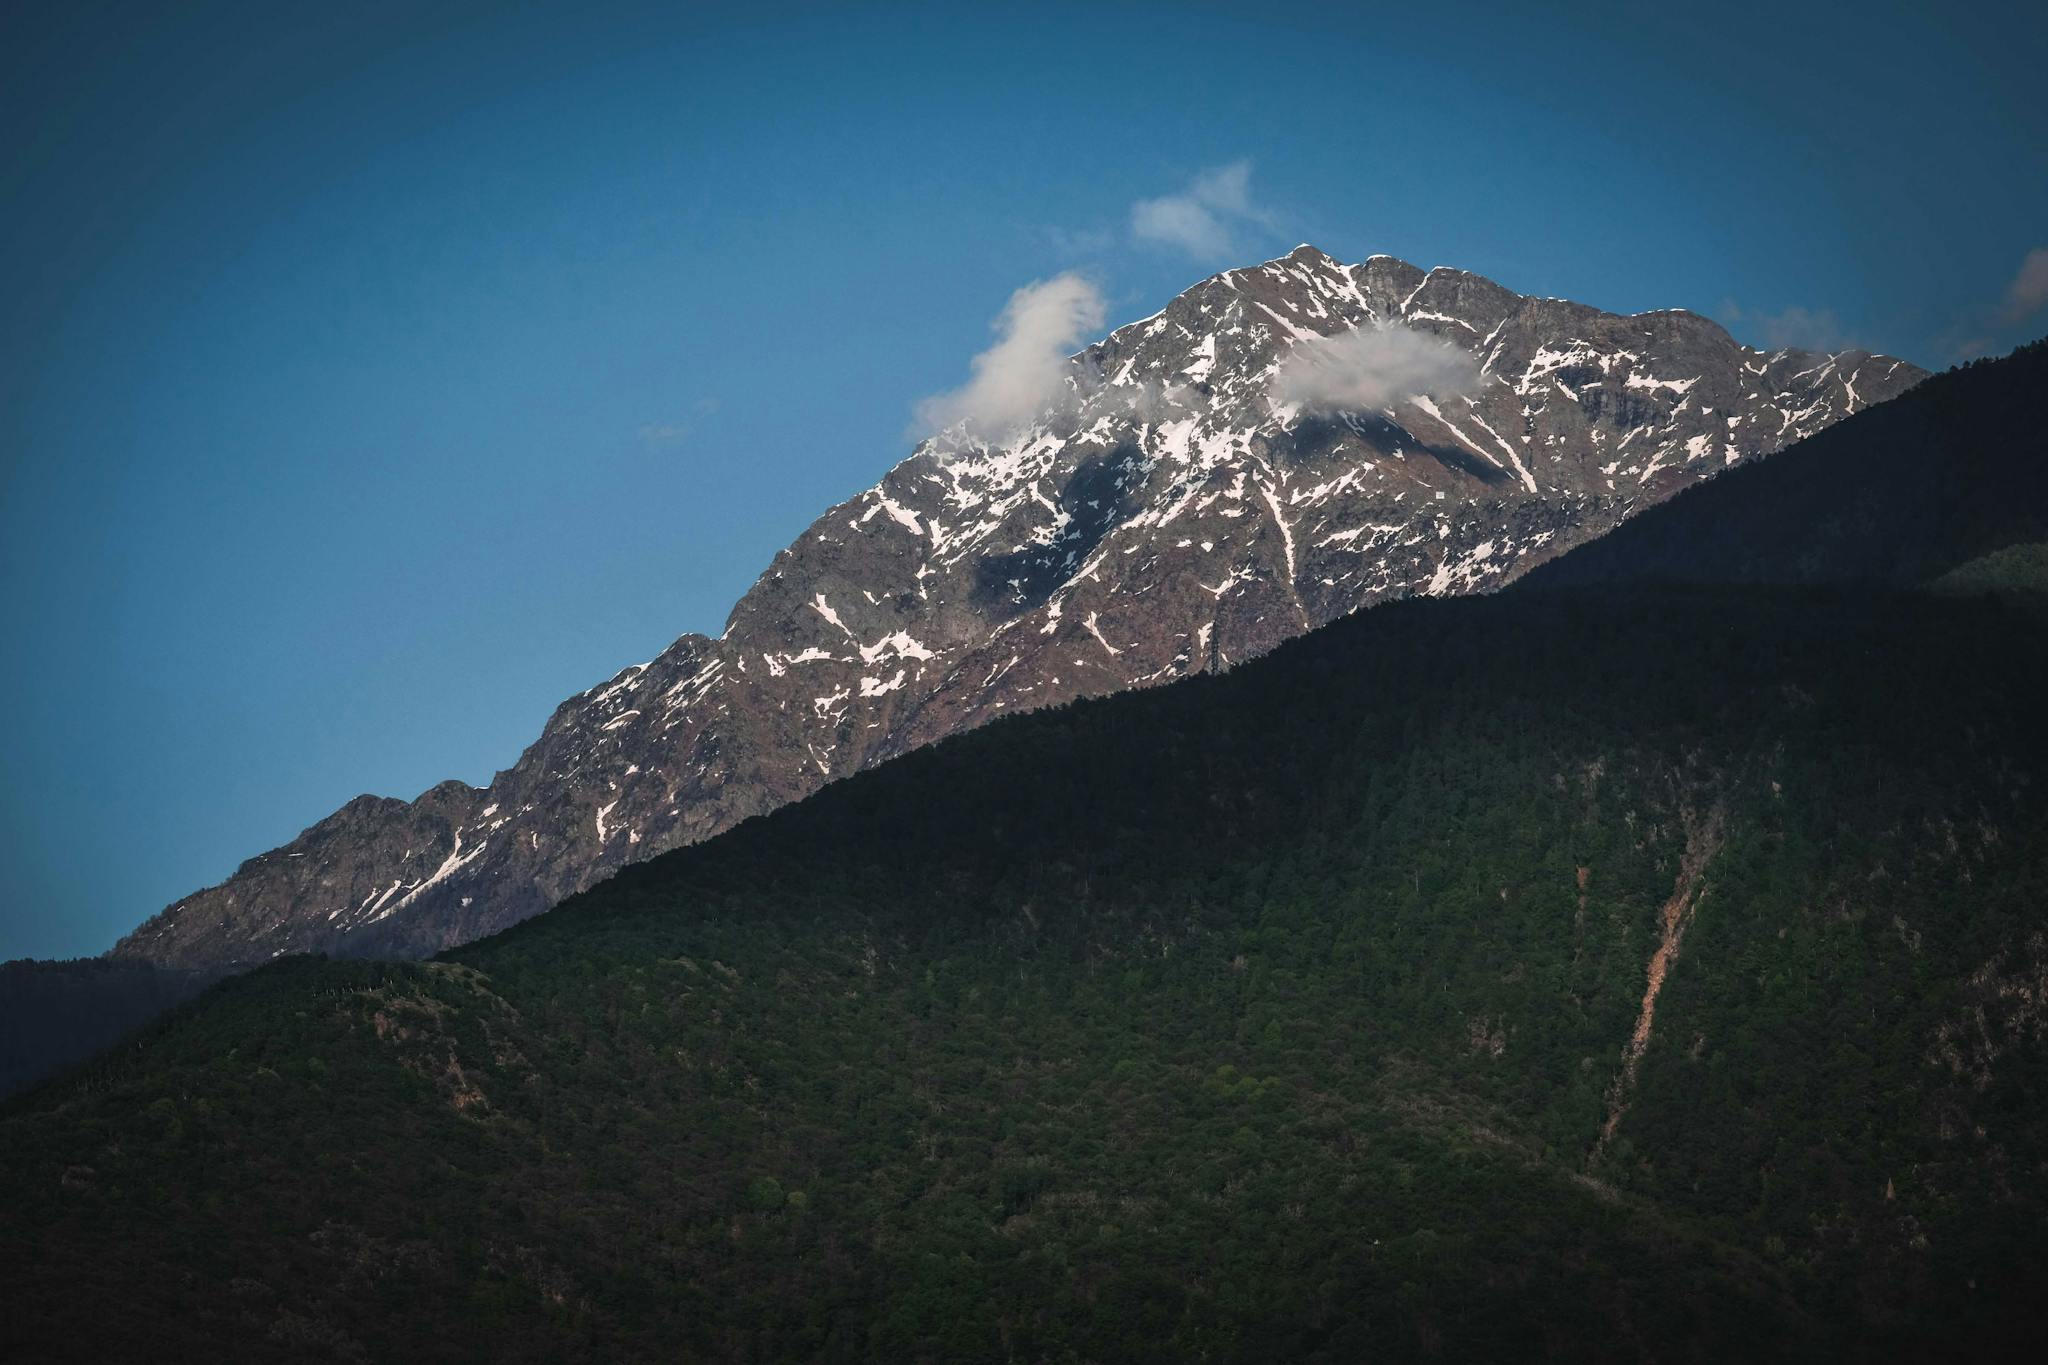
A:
[1523, 339, 2047, 590]
[7, 580, 2045, 1362]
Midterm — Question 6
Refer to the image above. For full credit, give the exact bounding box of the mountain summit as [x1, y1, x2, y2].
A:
[116, 247, 1924, 967]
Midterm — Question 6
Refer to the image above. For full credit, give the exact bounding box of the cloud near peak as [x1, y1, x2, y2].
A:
[637, 397, 721, 450]
[1271, 323, 1480, 414]
[1130, 161, 1273, 260]
[914, 273, 1106, 444]
[1716, 299, 1858, 354]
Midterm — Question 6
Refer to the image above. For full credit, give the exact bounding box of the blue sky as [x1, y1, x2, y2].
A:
[3, 0, 2044, 960]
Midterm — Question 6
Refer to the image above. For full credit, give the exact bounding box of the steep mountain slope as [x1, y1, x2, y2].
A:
[9, 583, 2044, 1362]
[1524, 339, 2048, 589]
[116, 246, 1923, 968]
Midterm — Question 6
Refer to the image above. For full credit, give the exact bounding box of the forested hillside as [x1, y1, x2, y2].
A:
[5, 580, 2045, 1361]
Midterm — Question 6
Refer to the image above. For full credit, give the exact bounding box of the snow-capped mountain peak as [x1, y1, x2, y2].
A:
[116, 248, 1924, 967]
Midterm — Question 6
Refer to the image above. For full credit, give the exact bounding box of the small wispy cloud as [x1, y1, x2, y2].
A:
[914, 273, 1106, 443]
[1717, 245, 2048, 371]
[638, 423, 690, 448]
[1130, 161, 1275, 260]
[638, 397, 721, 450]
[1034, 223, 1118, 259]
[2002, 246, 2048, 323]
[1908, 245, 2048, 366]
[1271, 323, 1480, 415]
[1716, 300, 1857, 354]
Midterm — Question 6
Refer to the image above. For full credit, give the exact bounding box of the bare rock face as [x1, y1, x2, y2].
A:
[114, 246, 1924, 967]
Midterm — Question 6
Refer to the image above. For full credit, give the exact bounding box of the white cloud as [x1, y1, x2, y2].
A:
[1130, 161, 1273, 260]
[2003, 247, 2048, 322]
[1756, 306, 1852, 353]
[1717, 300, 1856, 354]
[1034, 223, 1117, 259]
[1926, 247, 2048, 364]
[1271, 323, 1480, 414]
[637, 397, 720, 449]
[914, 273, 1106, 443]
[639, 423, 690, 448]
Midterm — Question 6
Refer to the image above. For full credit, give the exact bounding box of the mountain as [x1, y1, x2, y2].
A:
[1523, 339, 2048, 590]
[114, 246, 1923, 969]
[9, 385, 2047, 1356]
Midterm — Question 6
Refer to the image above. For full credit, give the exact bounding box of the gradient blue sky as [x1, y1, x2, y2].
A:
[4, 0, 2045, 960]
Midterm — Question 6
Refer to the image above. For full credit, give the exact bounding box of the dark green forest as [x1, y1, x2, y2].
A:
[4, 581, 2045, 1362]
[5, 342, 2047, 1361]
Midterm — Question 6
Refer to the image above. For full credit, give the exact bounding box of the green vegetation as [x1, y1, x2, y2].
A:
[1928, 541, 2048, 608]
[4, 582, 2044, 1361]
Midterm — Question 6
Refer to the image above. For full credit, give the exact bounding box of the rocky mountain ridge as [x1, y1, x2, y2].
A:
[116, 245, 1924, 966]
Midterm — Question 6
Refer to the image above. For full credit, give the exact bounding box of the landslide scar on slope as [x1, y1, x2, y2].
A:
[1593, 804, 1725, 1160]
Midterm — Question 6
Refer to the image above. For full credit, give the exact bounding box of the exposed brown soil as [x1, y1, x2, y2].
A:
[1594, 805, 1725, 1158]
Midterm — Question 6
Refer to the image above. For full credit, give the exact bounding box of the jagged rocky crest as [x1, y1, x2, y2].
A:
[116, 246, 1924, 966]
